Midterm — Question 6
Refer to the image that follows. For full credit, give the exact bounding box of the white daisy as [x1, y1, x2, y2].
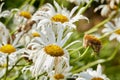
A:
[76, 64, 110, 80]
[94, 4, 111, 17]
[0, 22, 24, 78]
[11, 4, 33, 26]
[94, 0, 119, 17]
[102, 17, 120, 42]
[109, 0, 119, 9]
[32, 0, 88, 30]
[13, 9, 32, 25]
[24, 25, 73, 78]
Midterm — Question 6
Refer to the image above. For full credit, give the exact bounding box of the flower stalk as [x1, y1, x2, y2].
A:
[72, 44, 119, 73]
[70, 46, 89, 63]
[4, 55, 9, 80]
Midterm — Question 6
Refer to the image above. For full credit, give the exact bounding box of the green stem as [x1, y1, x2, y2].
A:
[4, 55, 9, 80]
[85, 13, 115, 34]
[72, 44, 119, 74]
[10, 30, 17, 35]
[99, 33, 111, 40]
[19, 0, 31, 9]
[14, 68, 22, 80]
[70, 47, 89, 63]
[39, 0, 45, 8]
[0, 57, 23, 79]
[105, 44, 119, 61]
[80, 0, 93, 14]
[4, 14, 13, 25]
[28, 0, 36, 11]
[30, 72, 47, 80]
[8, 57, 23, 73]
[70, 46, 83, 55]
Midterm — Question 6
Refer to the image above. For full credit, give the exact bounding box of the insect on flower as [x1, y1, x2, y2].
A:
[83, 34, 102, 53]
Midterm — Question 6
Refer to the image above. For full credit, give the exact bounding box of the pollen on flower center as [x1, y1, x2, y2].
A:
[32, 32, 40, 37]
[54, 74, 64, 79]
[0, 44, 16, 54]
[91, 77, 103, 80]
[44, 44, 64, 57]
[51, 14, 69, 23]
[20, 11, 31, 19]
[115, 29, 120, 34]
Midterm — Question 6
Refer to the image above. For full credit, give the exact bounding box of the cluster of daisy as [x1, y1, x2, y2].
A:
[22, 1, 89, 79]
[0, 0, 114, 80]
[67, 0, 120, 17]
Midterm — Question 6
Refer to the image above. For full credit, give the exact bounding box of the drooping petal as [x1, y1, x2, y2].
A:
[69, 6, 79, 18]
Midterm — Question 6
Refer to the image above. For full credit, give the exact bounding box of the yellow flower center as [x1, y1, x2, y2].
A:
[0, 44, 16, 54]
[44, 44, 64, 57]
[91, 77, 103, 80]
[32, 32, 40, 37]
[54, 74, 64, 79]
[51, 14, 68, 23]
[20, 11, 31, 19]
[115, 29, 120, 34]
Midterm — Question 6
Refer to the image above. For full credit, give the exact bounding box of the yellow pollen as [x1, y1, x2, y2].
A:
[0, 44, 16, 54]
[54, 74, 64, 79]
[20, 11, 31, 19]
[32, 32, 40, 37]
[91, 77, 103, 80]
[51, 14, 68, 23]
[44, 44, 64, 57]
[115, 29, 120, 34]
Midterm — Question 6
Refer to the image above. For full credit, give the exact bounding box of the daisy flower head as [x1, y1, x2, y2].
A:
[12, 3, 35, 21]
[13, 9, 32, 25]
[0, 22, 24, 58]
[32, 0, 88, 30]
[94, 4, 111, 17]
[94, 0, 119, 17]
[25, 25, 73, 78]
[102, 17, 120, 42]
[12, 3, 34, 26]
[0, 22, 25, 78]
[76, 64, 110, 80]
[108, 0, 119, 9]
